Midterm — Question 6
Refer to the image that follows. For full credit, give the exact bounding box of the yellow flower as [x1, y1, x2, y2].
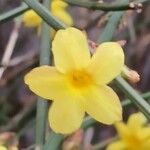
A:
[22, 10, 42, 27]
[25, 27, 124, 134]
[51, 0, 73, 26]
[107, 113, 150, 150]
[0, 145, 7, 150]
[22, 0, 73, 27]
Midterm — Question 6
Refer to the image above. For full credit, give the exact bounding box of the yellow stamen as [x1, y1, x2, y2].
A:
[125, 134, 142, 148]
[68, 70, 93, 88]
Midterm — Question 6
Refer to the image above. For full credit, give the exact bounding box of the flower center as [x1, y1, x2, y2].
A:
[69, 70, 93, 88]
[126, 134, 142, 149]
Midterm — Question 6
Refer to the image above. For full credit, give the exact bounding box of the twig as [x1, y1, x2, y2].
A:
[115, 76, 150, 120]
[23, 0, 65, 30]
[0, 3, 29, 24]
[35, 0, 51, 149]
[9, 51, 36, 67]
[0, 54, 38, 86]
[0, 20, 21, 79]
[64, 0, 145, 11]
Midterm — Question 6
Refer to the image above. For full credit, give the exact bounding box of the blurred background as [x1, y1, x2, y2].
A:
[0, 0, 150, 149]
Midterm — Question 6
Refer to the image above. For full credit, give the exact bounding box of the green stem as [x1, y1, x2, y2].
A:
[64, 0, 146, 11]
[98, 11, 124, 43]
[97, 0, 128, 43]
[23, 0, 66, 30]
[0, 3, 29, 24]
[115, 76, 150, 120]
[35, 0, 51, 149]
[43, 132, 64, 150]
[0, 0, 149, 24]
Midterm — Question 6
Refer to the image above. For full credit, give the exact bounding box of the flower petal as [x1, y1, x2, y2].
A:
[0, 146, 7, 150]
[144, 139, 150, 150]
[52, 27, 91, 73]
[51, 0, 73, 26]
[88, 42, 124, 85]
[106, 141, 126, 150]
[51, 0, 68, 10]
[127, 112, 147, 131]
[22, 10, 42, 27]
[84, 85, 122, 125]
[24, 66, 69, 100]
[138, 127, 150, 140]
[48, 97, 85, 134]
[115, 122, 131, 140]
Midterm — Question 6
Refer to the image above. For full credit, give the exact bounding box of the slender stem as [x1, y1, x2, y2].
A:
[43, 132, 64, 150]
[97, 0, 129, 43]
[0, 3, 29, 24]
[64, 0, 146, 11]
[0, 20, 21, 78]
[97, 11, 124, 43]
[95, 0, 127, 43]
[35, 0, 51, 149]
[0, 0, 149, 24]
[23, 0, 66, 30]
[115, 76, 150, 120]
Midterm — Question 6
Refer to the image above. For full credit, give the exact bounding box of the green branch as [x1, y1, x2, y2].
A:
[23, 0, 66, 30]
[0, 3, 29, 24]
[43, 132, 64, 150]
[0, 0, 149, 24]
[35, 0, 51, 149]
[64, 0, 145, 11]
[115, 76, 150, 120]
[97, 11, 123, 43]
